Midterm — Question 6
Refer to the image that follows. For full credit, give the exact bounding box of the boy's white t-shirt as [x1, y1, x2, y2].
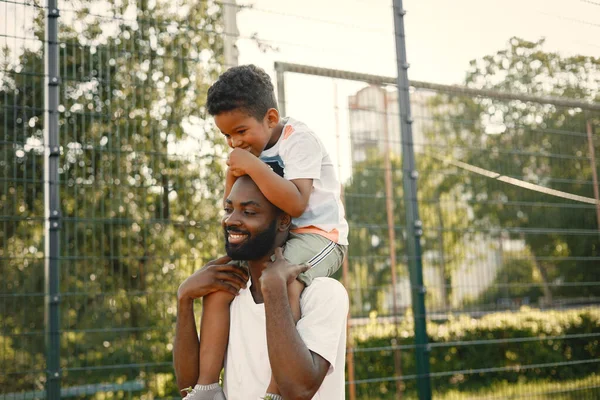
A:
[260, 117, 349, 245]
[223, 277, 349, 400]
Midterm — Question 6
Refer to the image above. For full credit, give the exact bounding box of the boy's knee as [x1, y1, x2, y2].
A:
[204, 290, 236, 306]
[288, 279, 305, 298]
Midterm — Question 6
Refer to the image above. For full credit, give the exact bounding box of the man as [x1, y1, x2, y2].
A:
[173, 175, 349, 400]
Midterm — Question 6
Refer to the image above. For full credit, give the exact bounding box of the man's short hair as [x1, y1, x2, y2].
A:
[206, 65, 278, 120]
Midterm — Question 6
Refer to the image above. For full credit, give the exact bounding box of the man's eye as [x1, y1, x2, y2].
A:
[244, 211, 256, 216]
[237, 130, 246, 135]
[224, 207, 233, 213]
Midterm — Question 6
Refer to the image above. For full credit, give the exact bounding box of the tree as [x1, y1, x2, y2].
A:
[343, 149, 406, 316]
[427, 37, 600, 305]
[343, 147, 469, 315]
[1, 0, 227, 395]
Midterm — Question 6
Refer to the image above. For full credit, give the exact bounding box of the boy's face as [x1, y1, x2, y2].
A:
[214, 108, 279, 157]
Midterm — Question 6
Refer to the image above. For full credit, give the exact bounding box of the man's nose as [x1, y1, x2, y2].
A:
[224, 211, 242, 226]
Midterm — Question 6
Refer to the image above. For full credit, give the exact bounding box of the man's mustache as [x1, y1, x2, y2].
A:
[225, 227, 250, 235]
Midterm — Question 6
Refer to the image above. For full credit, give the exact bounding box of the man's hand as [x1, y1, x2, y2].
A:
[226, 148, 260, 177]
[260, 247, 310, 291]
[177, 255, 249, 301]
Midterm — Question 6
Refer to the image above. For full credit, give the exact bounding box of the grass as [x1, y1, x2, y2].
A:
[355, 373, 600, 400]
[435, 373, 600, 400]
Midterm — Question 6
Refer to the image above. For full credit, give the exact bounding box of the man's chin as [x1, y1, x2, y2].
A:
[226, 252, 241, 260]
[225, 245, 272, 261]
[225, 244, 248, 260]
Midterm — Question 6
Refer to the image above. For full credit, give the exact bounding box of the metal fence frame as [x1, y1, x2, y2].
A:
[44, 0, 61, 398]
[2, 0, 599, 398]
[275, 51, 600, 400]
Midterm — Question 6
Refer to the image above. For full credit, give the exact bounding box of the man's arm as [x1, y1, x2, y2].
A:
[260, 248, 345, 400]
[262, 278, 330, 400]
[173, 297, 199, 391]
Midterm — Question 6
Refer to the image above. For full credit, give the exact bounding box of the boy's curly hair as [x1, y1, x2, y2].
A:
[206, 64, 278, 120]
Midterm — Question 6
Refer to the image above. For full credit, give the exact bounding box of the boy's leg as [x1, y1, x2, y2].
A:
[265, 233, 346, 397]
[287, 279, 305, 323]
[188, 290, 234, 400]
[183, 383, 225, 400]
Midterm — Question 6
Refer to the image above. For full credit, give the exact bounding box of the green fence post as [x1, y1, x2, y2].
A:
[391, 1, 432, 399]
[44, 0, 61, 398]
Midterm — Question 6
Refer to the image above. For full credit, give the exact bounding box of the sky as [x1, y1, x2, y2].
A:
[235, 0, 599, 84]
[3, 0, 598, 180]
[233, 0, 599, 181]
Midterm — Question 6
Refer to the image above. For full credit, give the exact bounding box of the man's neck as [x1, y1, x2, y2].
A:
[247, 258, 269, 304]
[241, 234, 288, 303]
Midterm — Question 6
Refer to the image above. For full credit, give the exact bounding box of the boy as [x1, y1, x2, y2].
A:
[185, 65, 348, 400]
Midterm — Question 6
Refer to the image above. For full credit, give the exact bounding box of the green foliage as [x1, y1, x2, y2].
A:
[1, 0, 226, 396]
[467, 255, 545, 307]
[425, 37, 600, 304]
[350, 308, 600, 398]
[343, 149, 406, 316]
[344, 148, 471, 313]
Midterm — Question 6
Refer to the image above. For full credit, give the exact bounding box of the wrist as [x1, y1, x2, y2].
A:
[245, 156, 268, 176]
[226, 167, 236, 179]
[260, 273, 287, 297]
[177, 283, 194, 304]
[177, 295, 194, 314]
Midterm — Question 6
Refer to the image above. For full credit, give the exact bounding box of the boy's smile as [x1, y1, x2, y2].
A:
[214, 108, 282, 157]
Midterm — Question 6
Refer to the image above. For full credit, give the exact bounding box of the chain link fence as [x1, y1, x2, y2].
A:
[275, 61, 600, 399]
[2, 0, 227, 397]
[2, 0, 600, 399]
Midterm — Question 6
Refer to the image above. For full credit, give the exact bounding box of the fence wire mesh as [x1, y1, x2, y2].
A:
[2, 0, 228, 397]
[276, 65, 600, 399]
[2, 0, 600, 399]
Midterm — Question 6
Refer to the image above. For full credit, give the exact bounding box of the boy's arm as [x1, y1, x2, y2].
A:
[245, 158, 311, 218]
[173, 256, 248, 391]
[173, 296, 199, 391]
[224, 167, 238, 201]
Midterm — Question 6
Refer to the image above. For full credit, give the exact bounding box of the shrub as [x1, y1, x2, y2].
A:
[348, 307, 600, 398]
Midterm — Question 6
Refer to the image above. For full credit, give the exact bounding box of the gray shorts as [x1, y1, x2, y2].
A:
[284, 232, 347, 286]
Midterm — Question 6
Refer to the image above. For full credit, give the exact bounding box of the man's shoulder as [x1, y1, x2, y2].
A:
[303, 278, 348, 307]
[308, 277, 346, 291]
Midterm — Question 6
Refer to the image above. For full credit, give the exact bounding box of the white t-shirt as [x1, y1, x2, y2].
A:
[223, 277, 349, 400]
[260, 117, 349, 245]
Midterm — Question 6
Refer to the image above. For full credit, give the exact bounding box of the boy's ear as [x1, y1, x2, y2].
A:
[278, 212, 292, 232]
[265, 108, 280, 128]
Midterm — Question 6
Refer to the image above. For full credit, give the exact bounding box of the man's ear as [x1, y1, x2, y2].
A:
[265, 108, 280, 129]
[278, 212, 292, 232]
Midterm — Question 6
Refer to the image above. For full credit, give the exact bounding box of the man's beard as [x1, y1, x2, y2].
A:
[224, 219, 278, 260]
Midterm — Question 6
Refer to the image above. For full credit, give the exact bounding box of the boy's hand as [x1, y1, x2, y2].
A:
[226, 166, 239, 186]
[227, 148, 259, 177]
[260, 247, 310, 290]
